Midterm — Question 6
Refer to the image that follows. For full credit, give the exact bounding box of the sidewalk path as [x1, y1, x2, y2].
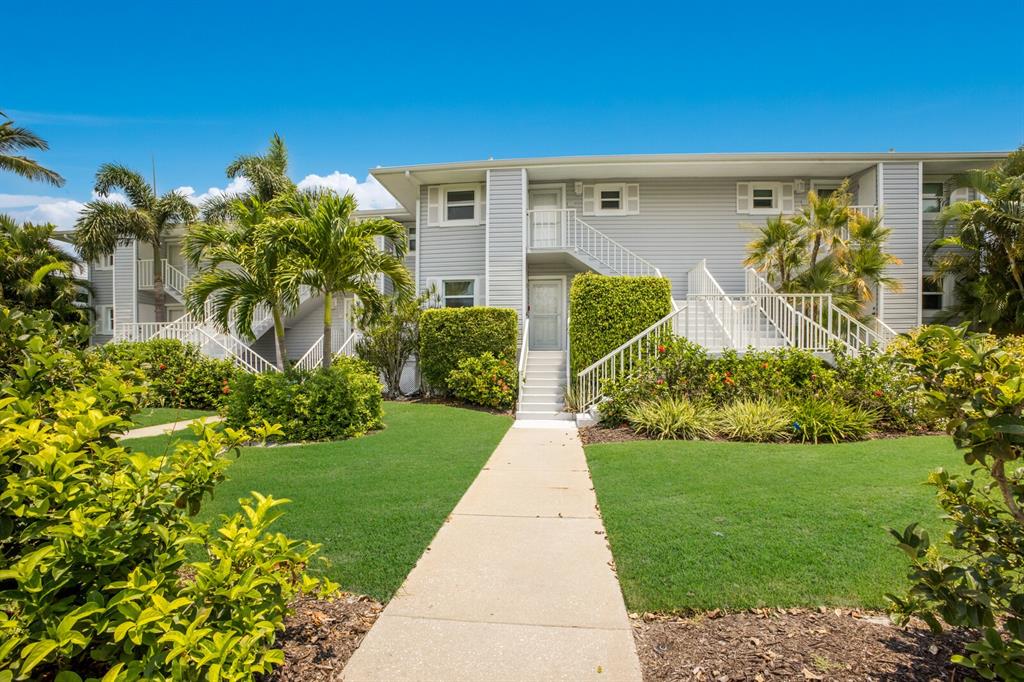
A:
[342, 421, 642, 681]
[118, 416, 223, 440]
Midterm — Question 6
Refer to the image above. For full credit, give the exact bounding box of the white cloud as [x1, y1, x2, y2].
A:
[0, 190, 129, 230]
[175, 176, 251, 206]
[297, 172, 398, 210]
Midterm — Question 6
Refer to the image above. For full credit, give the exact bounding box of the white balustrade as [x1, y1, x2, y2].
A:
[527, 209, 661, 278]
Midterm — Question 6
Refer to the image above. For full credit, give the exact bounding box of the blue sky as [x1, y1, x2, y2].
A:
[4, 0, 1022, 227]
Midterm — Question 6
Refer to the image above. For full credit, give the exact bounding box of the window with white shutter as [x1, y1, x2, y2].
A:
[426, 187, 442, 225]
[736, 182, 794, 215]
[586, 183, 640, 216]
[581, 185, 596, 215]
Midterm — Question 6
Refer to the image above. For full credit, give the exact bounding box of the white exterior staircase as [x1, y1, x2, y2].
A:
[516, 350, 573, 421]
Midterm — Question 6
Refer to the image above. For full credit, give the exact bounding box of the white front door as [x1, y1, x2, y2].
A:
[528, 278, 564, 350]
[528, 189, 562, 248]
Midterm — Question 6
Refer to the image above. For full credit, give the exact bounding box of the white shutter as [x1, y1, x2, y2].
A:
[473, 277, 483, 306]
[736, 183, 751, 213]
[426, 187, 442, 226]
[581, 185, 596, 215]
[477, 184, 486, 225]
[424, 278, 443, 307]
[625, 183, 640, 214]
[780, 183, 795, 213]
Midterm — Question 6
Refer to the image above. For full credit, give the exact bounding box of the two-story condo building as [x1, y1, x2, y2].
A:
[66, 150, 1008, 418]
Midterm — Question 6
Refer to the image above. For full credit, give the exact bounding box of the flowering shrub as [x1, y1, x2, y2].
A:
[95, 338, 242, 410]
[887, 325, 1024, 678]
[446, 352, 518, 410]
[0, 307, 334, 680]
[224, 356, 384, 442]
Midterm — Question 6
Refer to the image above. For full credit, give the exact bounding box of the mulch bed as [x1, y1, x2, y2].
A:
[579, 424, 643, 445]
[633, 608, 974, 681]
[269, 593, 383, 681]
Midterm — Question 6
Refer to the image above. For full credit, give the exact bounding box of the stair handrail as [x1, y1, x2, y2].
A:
[162, 259, 190, 299]
[687, 259, 737, 349]
[294, 330, 360, 373]
[527, 209, 662, 278]
[516, 318, 530, 413]
[743, 269, 840, 351]
[576, 303, 687, 411]
[192, 326, 269, 374]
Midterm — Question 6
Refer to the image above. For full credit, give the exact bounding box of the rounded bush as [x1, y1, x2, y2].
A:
[419, 307, 517, 393]
[446, 352, 518, 410]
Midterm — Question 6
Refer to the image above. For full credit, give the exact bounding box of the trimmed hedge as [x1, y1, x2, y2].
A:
[419, 307, 518, 392]
[568, 273, 673, 374]
[95, 339, 243, 410]
[224, 356, 384, 442]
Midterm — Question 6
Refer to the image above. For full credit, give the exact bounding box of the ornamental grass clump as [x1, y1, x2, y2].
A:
[625, 396, 716, 440]
[716, 399, 794, 442]
[791, 398, 877, 444]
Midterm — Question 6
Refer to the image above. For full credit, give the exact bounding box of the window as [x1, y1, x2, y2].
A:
[922, 277, 944, 310]
[97, 305, 115, 334]
[94, 254, 114, 270]
[599, 186, 622, 211]
[922, 182, 944, 213]
[442, 186, 478, 225]
[407, 226, 416, 252]
[581, 184, 640, 216]
[752, 185, 776, 209]
[443, 280, 475, 308]
[737, 182, 795, 215]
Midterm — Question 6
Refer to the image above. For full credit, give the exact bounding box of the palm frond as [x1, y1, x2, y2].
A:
[73, 201, 152, 263]
[94, 163, 155, 209]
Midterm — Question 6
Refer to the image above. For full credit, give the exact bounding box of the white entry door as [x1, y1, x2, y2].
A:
[528, 189, 562, 248]
[528, 278, 564, 350]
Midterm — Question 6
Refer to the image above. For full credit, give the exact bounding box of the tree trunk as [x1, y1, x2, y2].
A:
[272, 304, 288, 372]
[809, 235, 822, 269]
[321, 293, 333, 370]
[152, 240, 167, 323]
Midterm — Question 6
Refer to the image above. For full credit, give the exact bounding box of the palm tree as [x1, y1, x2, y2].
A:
[280, 191, 412, 368]
[201, 133, 295, 221]
[793, 180, 853, 268]
[930, 148, 1024, 332]
[0, 111, 65, 186]
[73, 164, 197, 322]
[743, 214, 807, 289]
[840, 212, 901, 310]
[183, 199, 299, 371]
[0, 214, 87, 323]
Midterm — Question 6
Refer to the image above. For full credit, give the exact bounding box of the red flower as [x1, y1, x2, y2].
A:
[723, 377, 734, 386]
[873, 389, 884, 398]
[657, 345, 666, 354]
[656, 378, 665, 385]
[159, 363, 167, 371]
[222, 385, 231, 395]
[761, 362, 769, 369]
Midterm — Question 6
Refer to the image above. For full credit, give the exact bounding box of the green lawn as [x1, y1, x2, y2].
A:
[585, 436, 967, 613]
[130, 407, 216, 428]
[122, 402, 512, 601]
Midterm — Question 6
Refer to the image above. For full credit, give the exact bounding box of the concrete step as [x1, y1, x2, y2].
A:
[515, 410, 575, 421]
[525, 369, 565, 378]
[519, 397, 565, 408]
[527, 351, 566, 358]
[526, 360, 566, 369]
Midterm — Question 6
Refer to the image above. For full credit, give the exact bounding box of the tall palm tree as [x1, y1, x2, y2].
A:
[73, 164, 197, 322]
[743, 214, 807, 289]
[183, 199, 299, 370]
[793, 180, 853, 267]
[0, 111, 65, 186]
[280, 191, 412, 368]
[201, 133, 295, 221]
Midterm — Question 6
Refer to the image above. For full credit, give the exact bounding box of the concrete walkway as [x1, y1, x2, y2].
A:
[342, 421, 642, 682]
[118, 416, 222, 440]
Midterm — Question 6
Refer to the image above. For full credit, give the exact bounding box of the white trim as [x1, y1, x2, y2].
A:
[485, 171, 491, 305]
[440, 183, 483, 227]
[97, 305, 114, 334]
[917, 161, 924, 328]
[132, 241, 138, 324]
[876, 162, 885, 320]
[739, 181, 785, 215]
[592, 182, 629, 215]
[527, 183, 567, 209]
[521, 169, 528, 340]
[526, 275, 568, 350]
[93, 254, 114, 270]
[438, 277, 480, 308]
[415, 197, 421, 295]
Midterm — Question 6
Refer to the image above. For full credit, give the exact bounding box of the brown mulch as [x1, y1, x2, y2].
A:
[269, 593, 383, 681]
[633, 608, 974, 681]
[579, 423, 643, 445]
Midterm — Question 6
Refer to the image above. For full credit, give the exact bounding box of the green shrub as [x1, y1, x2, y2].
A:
[887, 325, 1024, 678]
[419, 307, 517, 392]
[716, 399, 793, 442]
[791, 398, 876, 443]
[0, 307, 333, 680]
[446, 352, 518, 410]
[95, 339, 243, 410]
[831, 344, 928, 432]
[354, 290, 431, 398]
[224, 356, 384, 441]
[569, 273, 673, 375]
[626, 396, 715, 440]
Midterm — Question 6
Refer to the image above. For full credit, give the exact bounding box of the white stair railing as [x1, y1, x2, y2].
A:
[162, 260, 189, 300]
[516, 318, 530, 414]
[137, 259, 154, 289]
[527, 209, 662, 278]
[293, 331, 360, 372]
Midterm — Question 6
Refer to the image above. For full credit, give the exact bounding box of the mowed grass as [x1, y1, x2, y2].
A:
[130, 407, 215, 428]
[122, 402, 512, 601]
[585, 436, 967, 613]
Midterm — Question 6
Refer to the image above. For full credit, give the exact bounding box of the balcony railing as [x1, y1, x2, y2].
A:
[526, 208, 661, 278]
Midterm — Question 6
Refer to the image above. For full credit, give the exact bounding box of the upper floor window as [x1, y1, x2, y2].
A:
[582, 183, 640, 216]
[922, 182, 944, 213]
[736, 182, 795, 215]
[407, 226, 416, 252]
[443, 279, 475, 308]
[443, 186, 478, 225]
[94, 254, 114, 270]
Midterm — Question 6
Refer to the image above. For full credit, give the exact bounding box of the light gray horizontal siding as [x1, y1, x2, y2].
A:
[880, 162, 922, 332]
[486, 168, 526, 317]
[418, 186, 486, 292]
[560, 177, 798, 296]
